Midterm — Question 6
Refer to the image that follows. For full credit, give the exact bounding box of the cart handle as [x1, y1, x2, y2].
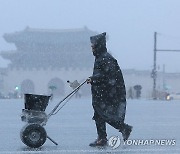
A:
[47, 79, 87, 119]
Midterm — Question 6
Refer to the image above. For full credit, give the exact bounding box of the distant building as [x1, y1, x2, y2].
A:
[123, 69, 180, 99]
[1, 27, 97, 97]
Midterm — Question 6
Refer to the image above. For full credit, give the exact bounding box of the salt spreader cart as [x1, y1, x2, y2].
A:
[20, 80, 87, 148]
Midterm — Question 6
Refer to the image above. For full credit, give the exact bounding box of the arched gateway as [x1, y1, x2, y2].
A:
[48, 78, 65, 96]
[21, 79, 35, 94]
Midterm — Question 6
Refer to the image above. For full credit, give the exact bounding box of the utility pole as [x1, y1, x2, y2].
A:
[162, 64, 166, 91]
[151, 32, 180, 100]
[151, 32, 157, 99]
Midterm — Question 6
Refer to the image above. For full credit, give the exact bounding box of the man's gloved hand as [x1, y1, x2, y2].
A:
[86, 78, 92, 84]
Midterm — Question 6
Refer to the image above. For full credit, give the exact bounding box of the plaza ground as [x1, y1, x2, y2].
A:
[0, 97, 180, 154]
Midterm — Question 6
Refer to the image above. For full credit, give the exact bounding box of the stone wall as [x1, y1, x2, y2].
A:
[1, 67, 180, 99]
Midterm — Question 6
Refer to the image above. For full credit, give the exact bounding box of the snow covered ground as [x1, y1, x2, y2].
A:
[0, 97, 180, 154]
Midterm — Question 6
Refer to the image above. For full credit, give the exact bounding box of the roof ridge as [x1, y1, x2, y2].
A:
[25, 26, 90, 33]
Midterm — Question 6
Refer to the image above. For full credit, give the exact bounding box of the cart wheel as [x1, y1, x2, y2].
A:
[20, 123, 47, 148]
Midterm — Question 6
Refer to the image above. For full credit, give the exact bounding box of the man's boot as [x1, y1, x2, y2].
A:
[89, 137, 108, 147]
[90, 115, 107, 147]
[122, 124, 133, 141]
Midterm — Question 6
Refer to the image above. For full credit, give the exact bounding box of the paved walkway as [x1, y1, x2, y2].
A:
[0, 98, 180, 153]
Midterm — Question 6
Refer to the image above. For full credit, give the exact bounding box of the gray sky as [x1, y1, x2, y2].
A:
[0, 0, 180, 72]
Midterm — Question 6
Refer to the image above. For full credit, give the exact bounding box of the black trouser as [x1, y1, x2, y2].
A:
[94, 111, 126, 139]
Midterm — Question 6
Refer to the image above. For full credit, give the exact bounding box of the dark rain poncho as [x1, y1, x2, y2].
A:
[90, 33, 126, 123]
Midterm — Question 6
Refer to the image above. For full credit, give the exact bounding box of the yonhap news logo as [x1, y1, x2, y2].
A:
[124, 139, 176, 146]
[108, 136, 121, 149]
[108, 136, 176, 149]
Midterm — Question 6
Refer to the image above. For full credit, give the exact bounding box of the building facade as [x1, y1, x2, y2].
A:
[1, 27, 97, 97]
